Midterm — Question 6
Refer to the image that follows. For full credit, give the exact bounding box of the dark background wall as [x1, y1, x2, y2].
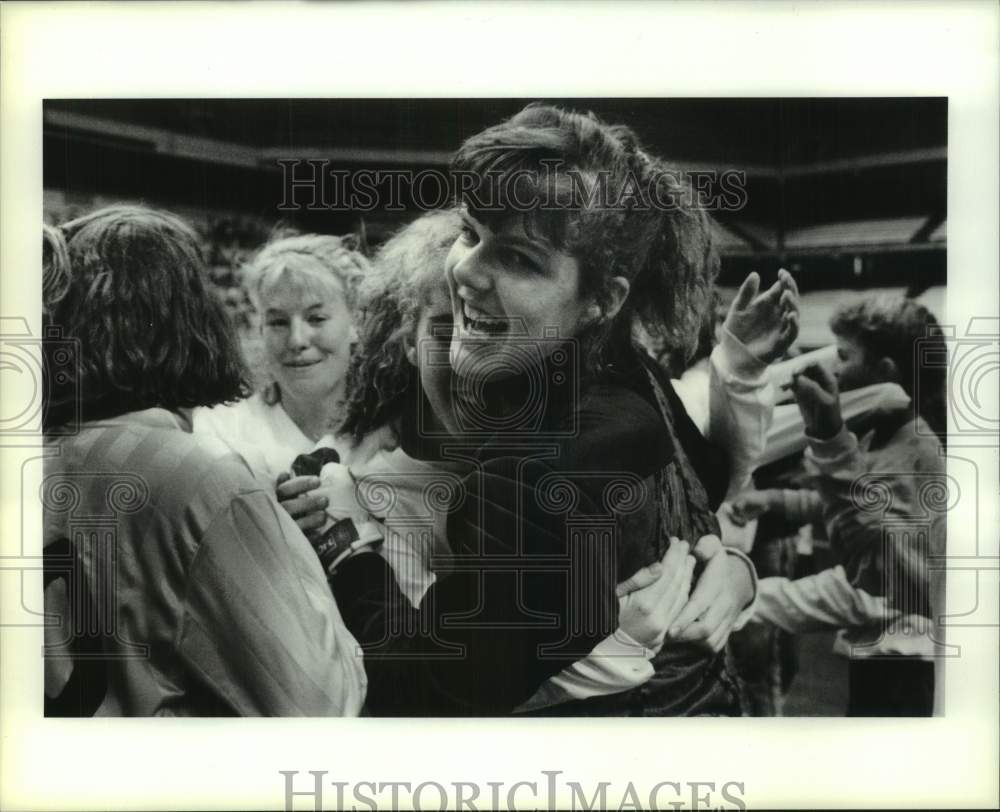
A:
[43, 97, 947, 344]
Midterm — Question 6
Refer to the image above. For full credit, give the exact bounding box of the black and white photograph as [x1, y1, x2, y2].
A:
[2, 2, 997, 810]
[38, 95, 949, 720]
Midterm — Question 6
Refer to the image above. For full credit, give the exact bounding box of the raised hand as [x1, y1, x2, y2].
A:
[724, 268, 800, 363]
[791, 362, 844, 441]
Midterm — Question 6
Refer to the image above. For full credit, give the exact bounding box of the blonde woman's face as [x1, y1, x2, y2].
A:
[260, 269, 357, 399]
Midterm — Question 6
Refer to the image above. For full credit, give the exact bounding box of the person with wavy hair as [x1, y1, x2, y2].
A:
[340, 209, 463, 448]
[315, 104, 799, 716]
[830, 294, 947, 444]
[42, 206, 365, 716]
[734, 294, 947, 715]
[44, 206, 251, 429]
[303, 206, 789, 714]
[193, 232, 370, 489]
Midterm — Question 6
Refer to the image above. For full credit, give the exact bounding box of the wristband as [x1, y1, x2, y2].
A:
[314, 518, 383, 576]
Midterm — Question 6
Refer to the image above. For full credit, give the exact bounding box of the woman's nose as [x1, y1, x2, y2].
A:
[287, 317, 310, 350]
[451, 244, 492, 295]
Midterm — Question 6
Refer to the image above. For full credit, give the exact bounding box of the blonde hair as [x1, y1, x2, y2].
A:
[339, 209, 462, 444]
[243, 233, 371, 313]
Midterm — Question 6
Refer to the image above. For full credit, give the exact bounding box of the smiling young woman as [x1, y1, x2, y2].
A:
[325, 104, 791, 716]
[192, 233, 370, 484]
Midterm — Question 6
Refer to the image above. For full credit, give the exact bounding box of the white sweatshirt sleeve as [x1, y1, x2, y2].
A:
[671, 329, 775, 500]
[708, 327, 775, 500]
[752, 565, 898, 634]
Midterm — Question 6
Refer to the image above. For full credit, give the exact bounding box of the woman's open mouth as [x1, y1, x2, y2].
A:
[461, 302, 509, 337]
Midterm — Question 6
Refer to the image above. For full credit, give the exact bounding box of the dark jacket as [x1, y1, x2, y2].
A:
[332, 343, 741, 716]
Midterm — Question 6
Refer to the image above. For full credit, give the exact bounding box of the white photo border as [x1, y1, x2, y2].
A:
[1, 1, 997, 809]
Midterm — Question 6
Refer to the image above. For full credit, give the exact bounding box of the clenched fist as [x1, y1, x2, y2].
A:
[791, 363, 844, 441]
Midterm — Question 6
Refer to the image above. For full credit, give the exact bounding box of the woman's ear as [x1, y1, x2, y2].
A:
[587, 276, 631, 323]
[876, 355, 900, 384]
[404, 335, 418, 367]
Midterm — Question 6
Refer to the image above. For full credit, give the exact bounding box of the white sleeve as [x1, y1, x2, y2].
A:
[671, 363, 712, 436]
[515, 629, 654, 712]
[752, 566, 898, 634]
[708, 327, 775, 499]
[517, 548, 761, 712]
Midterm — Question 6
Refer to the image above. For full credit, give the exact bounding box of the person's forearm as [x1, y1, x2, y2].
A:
[775, 488, 823, 524]
[753, 566, 899, 633]
[804, 426, 941, 611]
[754, 573, 848, 633]
[709, 328, 775, 499]
[328, 552, 407, 650]
[803, 426, 886, 594]
[521, 629, 655, 711]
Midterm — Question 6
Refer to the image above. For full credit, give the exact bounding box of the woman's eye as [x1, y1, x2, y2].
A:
[308, 315, 329, 325]
[500, 248, 537, 272]
[459, 224, 480, 245]
[266, 318, 289, 328]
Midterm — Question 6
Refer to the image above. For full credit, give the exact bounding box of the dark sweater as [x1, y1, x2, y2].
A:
[331, 343, 736, 716]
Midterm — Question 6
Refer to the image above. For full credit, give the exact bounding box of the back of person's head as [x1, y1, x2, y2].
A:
[340, 208, 462, 445]
[43, 205, 250, 428]
[831, 294, 947, 439]
[43, 224, 71, 324]
[451, 103, 719, 372]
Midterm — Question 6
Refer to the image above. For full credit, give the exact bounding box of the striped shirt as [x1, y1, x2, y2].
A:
[43, 408, 365, 716]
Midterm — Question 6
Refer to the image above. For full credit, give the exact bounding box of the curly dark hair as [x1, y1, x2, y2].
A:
[831, 294, 947, 441]
[451, 103, 719, 373]
[43, 205, 251, 429]
[339, 209, 462, 446]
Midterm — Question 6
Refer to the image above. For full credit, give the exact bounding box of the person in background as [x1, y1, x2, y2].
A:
[193, 233, 370, 483]
[733, 295, 947, 715]
[193, 233, 371, 540]
[42, 206, 366, 716]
